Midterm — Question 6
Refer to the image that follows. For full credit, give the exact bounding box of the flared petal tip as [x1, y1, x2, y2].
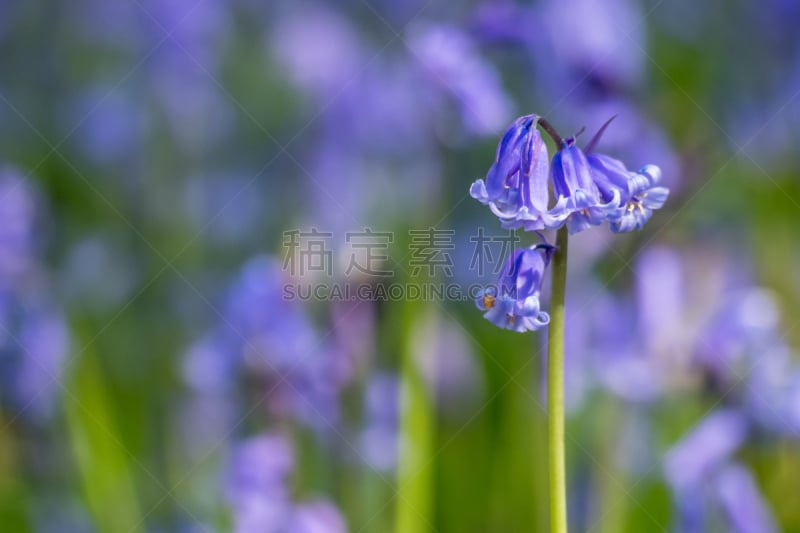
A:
[643, 187, 670, 209]
[639, 164, 662, 185]
[469, 179, 490, 203]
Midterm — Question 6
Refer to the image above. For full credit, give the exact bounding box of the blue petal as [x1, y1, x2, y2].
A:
[521, 128, 550, 212]
[558, 144, 596, 193]
[530, 311, 550, 328]
[610, 211, 641, 233]
[588, 153, 631, 202]
[489, 201, 523, 221]
[641, 187, 670, 209]
[482, 296, 517, 330]
[571, 188, 597, 210]
[469, 179, 490, 203]
[639, 164, 662, 185]
[517, 295, 542, 317]
[628, 172, 653, 196]
[485, 157, 520, 199]
[496, 115, 535, 160]
[566, 213, 592, 234]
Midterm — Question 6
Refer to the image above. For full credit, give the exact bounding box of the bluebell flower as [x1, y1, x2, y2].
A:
[549, 137, 621, 233]
[588, 154, 669, 233]
[472, 115, 668, 234]
[475, 244, 554, 332]
[470, 115, 569, 231]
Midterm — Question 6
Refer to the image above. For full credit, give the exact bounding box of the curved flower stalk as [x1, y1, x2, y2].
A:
[475, 244, 554, 332]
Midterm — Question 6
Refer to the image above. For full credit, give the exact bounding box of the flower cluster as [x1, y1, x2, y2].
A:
[471, 114, 669, 235]
[471, 115, 669, 331]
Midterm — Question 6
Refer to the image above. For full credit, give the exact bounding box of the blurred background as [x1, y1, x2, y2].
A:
[1, 0, 799, 531]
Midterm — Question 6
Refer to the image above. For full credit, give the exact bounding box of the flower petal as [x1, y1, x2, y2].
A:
[469, 179, 490, 203]
[641, 187, 670, 209]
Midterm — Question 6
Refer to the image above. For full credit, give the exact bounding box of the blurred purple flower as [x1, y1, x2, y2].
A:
[286, 500, 347, 533]
[538, 0, 645, 90]
[694, 288, 781, 385]
[225, 433, 346, 533]
[271, 6, 364, 95]
[561, 245, 694, 408]
[227, 257, 346, 428]
[663, 409, 781, 532]
[588, 291, 663, 403]
[143, 0, 233, 154]
[301, 54, 442, 235]
[13, 310, 70, 420]
[715, 463, 778, 533]
[0, 167, 36, 280]
[475, 245, 554, 332]
[670, 461, 778, 533]
[359, 372, 399, 472]
[306, 144, 439, 240]
[225, 257, 318, 370]
[472, 2, 539, 46]
[664, 409, 748, 493]
[68, 86, 145, 166]
[226, 434, 294, 504]
[406, 23, 513, 136]
[183, 256, 349, 431]
[0, 166, 69, 421]
[743, 344, 800, 436]
[144, 0, 230, 69]
[225, 433, 293, 532]
[634, 246, 685, 353]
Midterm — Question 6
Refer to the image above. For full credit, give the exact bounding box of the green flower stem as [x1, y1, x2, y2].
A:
[548, 225, 569, 533]
[395, 305, 434, 533]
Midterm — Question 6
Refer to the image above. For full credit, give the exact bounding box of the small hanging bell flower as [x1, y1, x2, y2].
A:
[470, 115, 569, 231]
[475, 244, 555, 332]
[548, 136, 622, 234]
